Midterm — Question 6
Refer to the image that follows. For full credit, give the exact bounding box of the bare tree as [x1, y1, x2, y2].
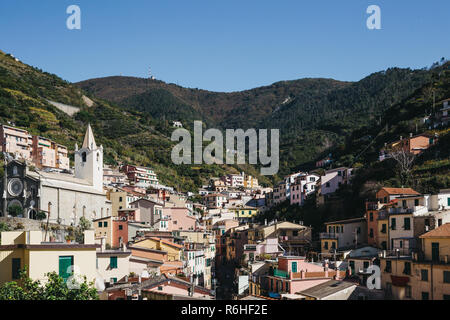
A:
[388, 149, 417, 187]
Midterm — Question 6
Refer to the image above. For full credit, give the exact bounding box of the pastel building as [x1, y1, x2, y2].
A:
[320, 217, 367, 256]
[290, 173, 319, 205]
[0, 230, 97, 285]
[0, 124, 32, 161]
[121, 164, 158, 188]
[319, 167, 353, 196]
[96, 244, 131, 286]
[267, 256, 343, 295]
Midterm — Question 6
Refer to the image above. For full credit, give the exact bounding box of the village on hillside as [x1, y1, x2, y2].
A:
[0, 97, 449, 301]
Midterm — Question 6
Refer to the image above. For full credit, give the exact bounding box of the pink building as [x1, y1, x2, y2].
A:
[319, 167, 353, 196]
[244, 237, 282, 262]
[161, 207, 197, 232]
[0, 125, 32, 161]
[0, 125, 70, 170]
[267, 256, 342, 295]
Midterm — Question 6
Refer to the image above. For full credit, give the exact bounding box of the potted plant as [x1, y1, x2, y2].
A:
[65, 235, 75, 243]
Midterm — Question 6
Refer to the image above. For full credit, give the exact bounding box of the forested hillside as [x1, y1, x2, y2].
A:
[0, 50, 271, 191]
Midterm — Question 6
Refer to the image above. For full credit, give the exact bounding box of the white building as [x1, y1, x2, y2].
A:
[1, 124, 112, 225]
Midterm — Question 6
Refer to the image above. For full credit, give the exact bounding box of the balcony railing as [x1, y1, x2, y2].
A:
[273, 269, 288, 278]
[320, 233, 338, 239]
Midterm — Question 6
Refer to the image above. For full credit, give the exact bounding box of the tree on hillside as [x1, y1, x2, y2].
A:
[389, 149, 417, 187]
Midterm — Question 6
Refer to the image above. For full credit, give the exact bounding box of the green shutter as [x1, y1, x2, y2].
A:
[292, 262, 297, 273]
[59, 256, 74, 281]
[110, 256, 118, 269]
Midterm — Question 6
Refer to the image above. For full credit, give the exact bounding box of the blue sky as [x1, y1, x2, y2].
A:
[0, 0, 449, 92]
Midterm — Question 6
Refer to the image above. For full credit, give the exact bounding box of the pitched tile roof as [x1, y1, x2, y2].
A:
[420, 223, 450, 238]
[380, 187, 421, 195]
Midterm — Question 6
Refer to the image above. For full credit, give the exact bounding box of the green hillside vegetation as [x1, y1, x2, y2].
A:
[257, 62, 450, 234]
[0, 50, 271, 191]
[77, 65, 440, 178]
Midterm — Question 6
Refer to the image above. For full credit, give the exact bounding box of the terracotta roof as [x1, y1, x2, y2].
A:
[420, 223, 450, 238]
[149, 237, 184, 249]
[380, 187, 420, 195]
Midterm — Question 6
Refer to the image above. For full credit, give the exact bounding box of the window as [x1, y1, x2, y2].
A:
[414, 199, 419, 206]
[438, 219, 443, 227]
[444, 271, 450, 284]
[331, 242, 336, 249]
[403, 262, 411, 275]
[293, 231, 298, 237]
[391, 218, 396, 230]
[12, 258, 21, 280]
[59, 256, 74, 281]
[405, 285, 412, 298]
[404, 218, 411, 230]
[422, 292, 429, 300]
[402, 200, 407, 207]
[110, 256, 118, 269]
[385, 260, 392, 273]
[118, 225, 123, 230]
[82, 152, 87, 162]
[98, 222, 102, 227]
[421, 269, 428, 281]
[285, 281, 290, 292]
[324, 241, 328, 250]
[381, 224, 387, 234]
[369, 228, 374, 238]
[104, 221, 108, 227]
[341, 226, 344, 233]
[370, 212, 373, 222]
[326, 182, 330, 188]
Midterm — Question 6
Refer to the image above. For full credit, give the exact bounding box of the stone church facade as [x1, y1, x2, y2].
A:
[1, 124, 111, 226]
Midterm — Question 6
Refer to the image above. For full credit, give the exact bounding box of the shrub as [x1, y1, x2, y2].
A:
[7, 205, 23, 217]
[36, 211, 47, 221]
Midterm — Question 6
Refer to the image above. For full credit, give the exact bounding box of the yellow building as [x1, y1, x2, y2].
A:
[230, 207, 258, 221]
[107, 189, 129, 217]
[0, 230, 97, 285]
[133, 238, 183, 262]
[94, 216, 113, 247]
[380, 223, 450, 300]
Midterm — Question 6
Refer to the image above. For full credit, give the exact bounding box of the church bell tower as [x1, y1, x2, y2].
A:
[74, 124, 103, 192]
